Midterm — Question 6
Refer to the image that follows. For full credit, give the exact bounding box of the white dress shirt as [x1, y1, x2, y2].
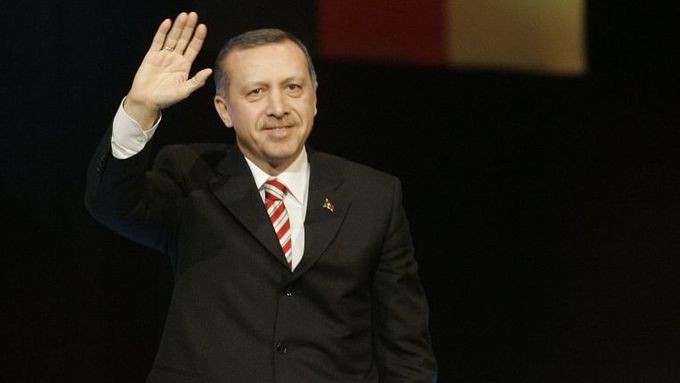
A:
[110, 100, 309, 270]
[110, 99, 160, 159]
[244, 151, 309, 270]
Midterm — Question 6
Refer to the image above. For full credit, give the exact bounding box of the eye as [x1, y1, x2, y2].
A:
[249, 88, 264, 96]
[286, 83, 303, 95]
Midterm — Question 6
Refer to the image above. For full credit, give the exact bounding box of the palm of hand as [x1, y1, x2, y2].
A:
[134, 50, 195, 110]
[125, 12, 212, 122]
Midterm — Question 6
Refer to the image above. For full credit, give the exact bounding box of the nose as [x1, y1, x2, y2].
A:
[267, 89, 288, 118]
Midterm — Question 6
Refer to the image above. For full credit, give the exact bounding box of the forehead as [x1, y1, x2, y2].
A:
[223, 40, 310, 84]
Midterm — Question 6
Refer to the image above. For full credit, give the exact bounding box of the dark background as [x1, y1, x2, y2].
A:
[3, 1, 680, 382]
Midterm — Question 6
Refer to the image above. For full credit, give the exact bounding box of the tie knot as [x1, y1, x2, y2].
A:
[264, 178, 287, 201]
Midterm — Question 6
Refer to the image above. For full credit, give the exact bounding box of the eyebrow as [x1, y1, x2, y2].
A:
[240, 75, 308, 90]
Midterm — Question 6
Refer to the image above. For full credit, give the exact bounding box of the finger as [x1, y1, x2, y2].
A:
[175, 12, 199, 54]
[181, 68, 213, 97]
[162, 12, 188, 51]
[149, 19, 172, 52]
[184, 24, 208, 63]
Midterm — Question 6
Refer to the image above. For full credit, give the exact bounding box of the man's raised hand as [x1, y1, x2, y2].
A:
[125, 12, 213, 130]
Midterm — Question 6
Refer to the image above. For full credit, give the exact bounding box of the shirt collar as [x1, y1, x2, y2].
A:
[244, 148, 309, 204]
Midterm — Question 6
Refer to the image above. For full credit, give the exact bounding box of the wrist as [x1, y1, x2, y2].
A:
[123, 95, 160, 131]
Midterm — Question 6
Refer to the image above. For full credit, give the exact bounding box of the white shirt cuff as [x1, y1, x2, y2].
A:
[110, 98, 161, 159]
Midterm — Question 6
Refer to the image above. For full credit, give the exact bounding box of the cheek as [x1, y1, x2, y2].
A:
[233, 109, 263, 130]
[293, 100, 316, 119]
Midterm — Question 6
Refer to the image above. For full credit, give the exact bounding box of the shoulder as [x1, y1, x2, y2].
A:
[153, 143, 239, 189]
[309, 149, 401, 191]
[155, 143, 234, 167]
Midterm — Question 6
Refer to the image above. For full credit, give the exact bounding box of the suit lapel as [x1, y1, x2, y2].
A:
[211, 148, 289, 268]
[292, 150, 350, 277]
[210, 147, 350, 275]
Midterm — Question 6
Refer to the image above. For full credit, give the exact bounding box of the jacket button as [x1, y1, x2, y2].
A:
[275, 342, 287, 354]
[283, 286, 294, 296]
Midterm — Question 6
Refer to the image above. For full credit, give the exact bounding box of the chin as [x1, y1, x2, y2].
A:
[265, 148, 299, 163]
[269, 143, 300, 156]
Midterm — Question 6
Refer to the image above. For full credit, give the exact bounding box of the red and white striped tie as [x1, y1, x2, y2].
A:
[264, 179, 293, 270]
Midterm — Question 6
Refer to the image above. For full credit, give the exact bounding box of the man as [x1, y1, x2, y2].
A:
[86, 12, 437, 382]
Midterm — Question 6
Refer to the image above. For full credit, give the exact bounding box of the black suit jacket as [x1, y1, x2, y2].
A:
[86, 130, 437, 382]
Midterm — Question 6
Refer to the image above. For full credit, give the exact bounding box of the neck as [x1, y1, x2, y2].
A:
[240, 151, 302, 177]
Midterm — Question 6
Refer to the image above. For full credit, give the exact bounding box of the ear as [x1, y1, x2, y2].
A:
[214, 95, 234, 128]
[313, 80, 319, 116]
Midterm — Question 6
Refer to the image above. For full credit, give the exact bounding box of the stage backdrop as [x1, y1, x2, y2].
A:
[319, 0, 586, 74]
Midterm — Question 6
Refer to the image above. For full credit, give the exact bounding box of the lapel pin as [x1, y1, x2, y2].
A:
[322, 198, 335, 212]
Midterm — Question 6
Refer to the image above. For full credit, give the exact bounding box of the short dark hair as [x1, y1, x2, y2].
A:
[213, 28, 317, 96]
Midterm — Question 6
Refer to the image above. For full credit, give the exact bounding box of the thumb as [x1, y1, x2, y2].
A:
[181, 68, 213, 96]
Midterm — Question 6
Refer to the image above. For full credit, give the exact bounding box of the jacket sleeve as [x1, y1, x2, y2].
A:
[372, 178, 438, 382]
[84, 127, 182, 254]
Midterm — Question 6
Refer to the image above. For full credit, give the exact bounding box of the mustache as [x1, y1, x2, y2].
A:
[261, 116, 298, 128]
